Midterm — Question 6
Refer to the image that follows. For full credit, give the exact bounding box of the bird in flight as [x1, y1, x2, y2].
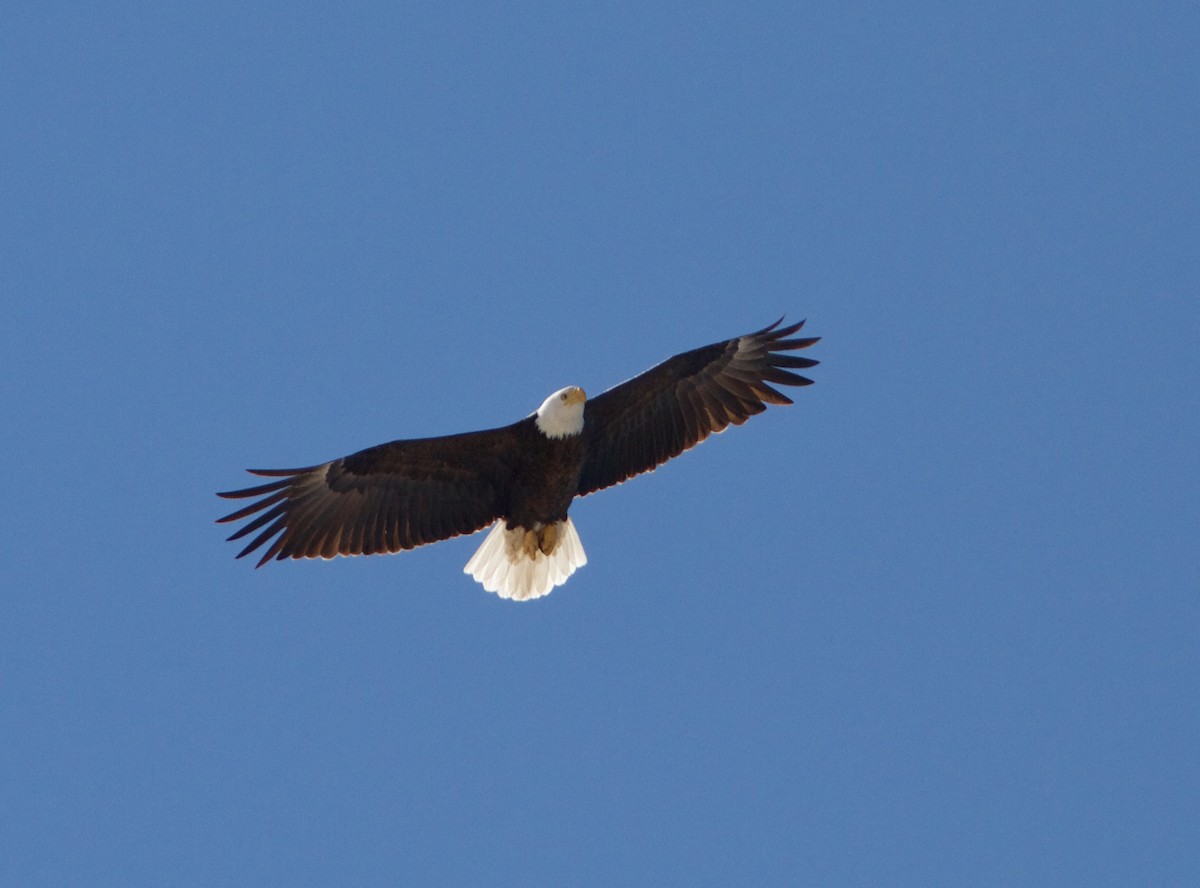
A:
[217, 318, 819, 601]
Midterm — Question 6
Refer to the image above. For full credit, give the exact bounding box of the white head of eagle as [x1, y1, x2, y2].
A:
[534, 385, 586, 438]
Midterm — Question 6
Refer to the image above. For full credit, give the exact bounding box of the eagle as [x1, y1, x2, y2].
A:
[217, 318, 819, 601]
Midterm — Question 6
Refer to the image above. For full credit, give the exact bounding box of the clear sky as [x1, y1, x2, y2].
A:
[3, 2, 1197, 885]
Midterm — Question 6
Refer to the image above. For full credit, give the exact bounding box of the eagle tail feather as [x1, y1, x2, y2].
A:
[463, 518, 587, 601]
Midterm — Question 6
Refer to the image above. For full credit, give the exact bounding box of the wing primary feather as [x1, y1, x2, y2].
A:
[235, 518, 286, 563]
[217, 491, 288, 524]
[774, 336, 820, 349]
[714, 374, 758, 400]
[257, 527, 292, 567]
[770, 353, 819, 368]
[225, 503, 287, 542]
[749, 316, 787, 336]
[763, 319, 805, 337]
[216, 477, 292, 500]
[246, 467, 318, 477]
[724, 365, 768, 384]
[752, 382, 793, 405]
[760, 367, 812, 387]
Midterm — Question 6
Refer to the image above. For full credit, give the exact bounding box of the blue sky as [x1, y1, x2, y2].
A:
[3, 1, 1197, 885]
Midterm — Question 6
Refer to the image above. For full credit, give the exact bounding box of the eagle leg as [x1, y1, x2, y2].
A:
[538, 523, 558, 556]
[522, 528, 540, 560]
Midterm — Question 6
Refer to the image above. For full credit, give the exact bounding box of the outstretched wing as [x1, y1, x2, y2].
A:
[577, 318, 819, 496]
[217, 425, 523, 567]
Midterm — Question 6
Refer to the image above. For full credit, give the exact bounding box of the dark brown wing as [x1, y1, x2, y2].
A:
[216, 422, 526, 567]
[577, 318, 819, 496]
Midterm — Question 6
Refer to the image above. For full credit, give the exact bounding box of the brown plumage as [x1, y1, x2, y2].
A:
[578, 317, 818, 495]
[217, 318, 818, 598]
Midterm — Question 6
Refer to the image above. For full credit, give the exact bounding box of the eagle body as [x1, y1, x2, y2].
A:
[507, 395, 586, 531]
[218, 319, 819, 601]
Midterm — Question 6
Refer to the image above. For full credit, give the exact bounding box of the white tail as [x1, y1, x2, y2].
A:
[463, 518, 587, 601]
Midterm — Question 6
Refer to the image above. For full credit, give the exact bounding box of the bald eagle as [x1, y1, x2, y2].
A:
[217, 318, 819, 600]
